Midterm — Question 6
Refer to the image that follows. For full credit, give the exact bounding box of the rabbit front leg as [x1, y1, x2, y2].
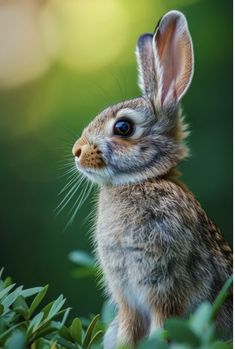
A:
[116, 301, 148, 348]
[104, 297, 148, 349]
[149, 294, 185, 336]
[149, 310, 164, 335]
[103, 316, 118, 349]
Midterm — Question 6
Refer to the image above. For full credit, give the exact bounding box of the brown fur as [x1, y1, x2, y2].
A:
[73, 138, 105, 169]
[72, 11, 233, 349]
[96, 179, 232, 347]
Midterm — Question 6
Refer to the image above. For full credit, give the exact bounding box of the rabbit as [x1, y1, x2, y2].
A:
[72, 10, 233, 348]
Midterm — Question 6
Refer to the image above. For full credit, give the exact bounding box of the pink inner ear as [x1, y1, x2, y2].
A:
[175, 31, 193, 99]
[156, 18, 178, 104]
[155, 14, 193, 105]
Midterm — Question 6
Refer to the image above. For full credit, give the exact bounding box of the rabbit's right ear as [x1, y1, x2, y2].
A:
[136, 11, 194, 111]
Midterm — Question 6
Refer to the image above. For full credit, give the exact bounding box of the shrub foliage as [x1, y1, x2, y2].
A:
[0, 267, 232, 349]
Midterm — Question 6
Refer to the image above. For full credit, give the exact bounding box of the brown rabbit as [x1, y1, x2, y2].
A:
[72, 10, 232, 348]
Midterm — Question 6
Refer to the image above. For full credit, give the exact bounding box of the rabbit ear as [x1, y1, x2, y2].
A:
[136, 34, 158, 100]
[153, 10, 194, 108]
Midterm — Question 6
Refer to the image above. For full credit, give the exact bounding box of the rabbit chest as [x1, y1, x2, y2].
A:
[95, 182, 195, 312]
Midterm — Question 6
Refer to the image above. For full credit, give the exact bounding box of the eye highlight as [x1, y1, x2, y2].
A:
[113, 119, 134, 137]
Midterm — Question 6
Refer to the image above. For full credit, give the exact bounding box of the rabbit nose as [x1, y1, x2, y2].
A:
[73, 146, 82, 158]
[72, 142, 82, 158]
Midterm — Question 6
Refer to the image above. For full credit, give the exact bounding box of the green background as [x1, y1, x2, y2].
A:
[0, 0, 232, 318]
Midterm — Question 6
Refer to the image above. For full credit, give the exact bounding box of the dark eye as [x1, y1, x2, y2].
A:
[113, 119, 134, 137]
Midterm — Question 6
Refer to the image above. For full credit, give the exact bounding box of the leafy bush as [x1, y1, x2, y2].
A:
[0, 266, 232, 349]
[0, 268, 103, 349]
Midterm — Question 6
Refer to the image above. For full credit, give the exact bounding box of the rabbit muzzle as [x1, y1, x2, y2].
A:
[72, 137, 105, 170]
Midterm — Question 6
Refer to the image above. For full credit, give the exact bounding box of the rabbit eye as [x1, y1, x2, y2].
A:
[113, 119, 134, 137]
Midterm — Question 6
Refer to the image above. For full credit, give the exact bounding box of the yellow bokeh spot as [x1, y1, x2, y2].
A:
[46, 0, 128, 72]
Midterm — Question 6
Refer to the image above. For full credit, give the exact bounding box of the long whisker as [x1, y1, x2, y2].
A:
[59, 166, 77, 176]
[58, 173, 80, 196]
[57, 161, 75, 169]
[67, 180, 89, 217]
[65, 180, 93, 229]
[55, 179, 81, 215]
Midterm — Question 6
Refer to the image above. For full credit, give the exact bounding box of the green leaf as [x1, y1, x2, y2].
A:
[32, 337, 51, 349]
[201, 324, 216, 345]
[21, 287, 44, 298]
[41, 301, 53, 318]
[4, 277, 13, 288]
[190, 302, 212, 335]
[29, 285, 48, 317]
[13, 296, 29, 318]
[29, 320, 61, 343]
[69, 251, 95, 267]
[47, 295, 66, 320]
[0, 284, 15, 301]
[56, 336, 76, 349]
[2, 286, 23, 310]
[0, 267, 4, 279]
[59, 325, 73, 341]
[209, 341, 233, 349]
[61, 307, 71, 326]
[69, 317, 83, 344]
[5, 330, 26, 349]
[87, 330, 103, 349]
[27, 312, 44, 334]
[165, 318, 200, 347]
[209, 276, 233, 322]
[83, 315, 100, 349]
[0, 323, 25, 342]
[138, 336, 168, 349]
[149, 328, 169, 341]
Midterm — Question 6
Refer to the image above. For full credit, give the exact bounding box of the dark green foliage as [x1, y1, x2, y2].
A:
[0, 268, 103, 349]
[0, 267, 232, 349]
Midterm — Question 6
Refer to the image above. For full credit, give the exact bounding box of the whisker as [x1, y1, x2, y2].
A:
[64, 181, 93, 229]
[67, 180, 89, 217]
[57, 160, 75, 168]
[55, 179, 81, 215]
[58, 171, 76, 180]
[61, 166, 77, 176]
[58, 173, 80, 196]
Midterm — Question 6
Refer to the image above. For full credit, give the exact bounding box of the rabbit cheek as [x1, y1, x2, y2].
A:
[110, 137, 137, 149]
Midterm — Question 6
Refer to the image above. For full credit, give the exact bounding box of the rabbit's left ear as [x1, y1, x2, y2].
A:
[153, 11, 194, 109]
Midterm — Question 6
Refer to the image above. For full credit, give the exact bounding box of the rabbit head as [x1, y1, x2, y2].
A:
[72, 10, 194, 185]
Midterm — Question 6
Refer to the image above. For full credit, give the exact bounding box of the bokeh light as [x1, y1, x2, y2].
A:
[0, 0, 58, 88]
[46, 0, 129, 71]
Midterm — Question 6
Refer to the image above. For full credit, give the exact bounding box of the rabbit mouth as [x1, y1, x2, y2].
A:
[74, 158, 113, 184]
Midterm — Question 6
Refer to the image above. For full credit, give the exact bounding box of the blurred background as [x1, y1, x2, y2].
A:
[0, 0, 232, 318]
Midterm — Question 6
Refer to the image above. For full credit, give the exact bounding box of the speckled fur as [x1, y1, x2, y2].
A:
[72, 10, 233, 348]
[97, 179, 232, 347]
